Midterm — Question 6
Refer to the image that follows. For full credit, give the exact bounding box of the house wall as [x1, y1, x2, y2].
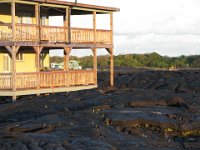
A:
[0, 48, 50, 73]
[16, 51, 37, 72]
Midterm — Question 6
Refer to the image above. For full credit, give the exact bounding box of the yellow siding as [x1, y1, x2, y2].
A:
[16, 52, 36, 72]
[43, 53, 50, 68]
[0, 14, 11, 23]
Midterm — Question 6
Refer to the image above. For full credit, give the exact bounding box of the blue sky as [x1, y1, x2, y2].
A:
[51, 0, 200, 57]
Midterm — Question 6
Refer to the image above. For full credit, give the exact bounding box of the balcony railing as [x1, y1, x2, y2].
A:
[0, 24, 12, 41]
[40, 25, 67, 42]
[0, 70, 96, 90]
[0, 24, 112, 44]
[71, 28, 94, 43]
[16, 24, 38, 42]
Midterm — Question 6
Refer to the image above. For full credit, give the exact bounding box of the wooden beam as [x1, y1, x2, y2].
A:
[0, 1, 11, 3]
[15, 0, 37, 5]
[33, 46, 38, 54]
[40, 3, 69, 9]
[93, 11, 96, 44]
[64, 8, 69, 42]
[5, 46, 12, 54]
[35, 3, 40, 42]
[11, 1, 16, 42]
[33, 46, 43, 54]
[5, 45, 19, 54]
[68, 8, 71, 43]
[64, 47, 72, 55]
[106, 48, 111, 54]
[34, 46, 41, 92]
[33, 47, 40, 71]
[72, 7, 111, 14]
[15, 45, 20, 54]
[0, 85, 97, 97]
[92, 48, 97, 84]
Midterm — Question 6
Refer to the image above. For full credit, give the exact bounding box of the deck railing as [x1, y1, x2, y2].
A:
[0, 70, 96, 90]
[15, 24, 38, 42]
[71, 28, 94, 43]
[40, 25, 67, 42]
[0, 24, 12, 41]
[96, 29, 112, 44]
[0, 24, 112, 44]
[16, 72, 38, 89]
[0, 73, 12, 90]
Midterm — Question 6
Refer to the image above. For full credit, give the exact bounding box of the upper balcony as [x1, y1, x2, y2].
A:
[0, 24, 112, 44]
[0, 0, 119, 47]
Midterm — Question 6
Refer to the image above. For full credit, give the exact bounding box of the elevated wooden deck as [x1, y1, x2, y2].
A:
[0, 70, 97, 96]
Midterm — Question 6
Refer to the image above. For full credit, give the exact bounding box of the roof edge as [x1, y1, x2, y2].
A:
[29, 0, 120, 12]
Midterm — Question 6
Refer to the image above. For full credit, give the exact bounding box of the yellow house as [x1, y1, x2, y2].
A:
[0, 0, 119, 100]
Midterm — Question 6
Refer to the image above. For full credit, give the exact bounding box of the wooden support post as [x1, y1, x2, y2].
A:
[11, 46, 16, 101]
[110, 48, 114, 86]
[93, 11, 96, 43]
[68, 8, 71, 43]
[11, 1, 16, 41]
[35, 3, 40, 42]
[64, 47, 72, 87]
[64, 47, 71, 71]
[33, 46, 43, 96]
[92, 48, 97, 84]
[110, 12, 113, 44]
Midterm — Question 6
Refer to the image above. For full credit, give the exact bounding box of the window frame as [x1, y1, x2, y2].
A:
[16, 52, 24, 61]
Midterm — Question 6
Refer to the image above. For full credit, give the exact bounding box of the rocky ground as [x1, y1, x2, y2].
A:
[0, 69, 200, 150]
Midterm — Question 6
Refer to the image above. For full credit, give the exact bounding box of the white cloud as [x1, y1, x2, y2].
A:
[62, 0, 200, 56]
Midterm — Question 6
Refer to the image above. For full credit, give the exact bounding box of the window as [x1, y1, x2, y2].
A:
[41, 13, 48, 25]
[18, 12, 32, 24]
[16, 52, 24, 61]
[3, 54, 10, 72]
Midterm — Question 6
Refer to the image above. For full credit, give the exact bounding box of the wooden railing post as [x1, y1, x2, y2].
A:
[35, 3, 40, 42]
[64, 7, 69, 43]
[93, 11, 96, 44]
[68, 8, 71, 43]
[11, 1, 15, 42]
[110, 12, 113, 44]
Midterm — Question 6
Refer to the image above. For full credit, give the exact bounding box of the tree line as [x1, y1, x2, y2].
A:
[50, 52, 200, 69]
